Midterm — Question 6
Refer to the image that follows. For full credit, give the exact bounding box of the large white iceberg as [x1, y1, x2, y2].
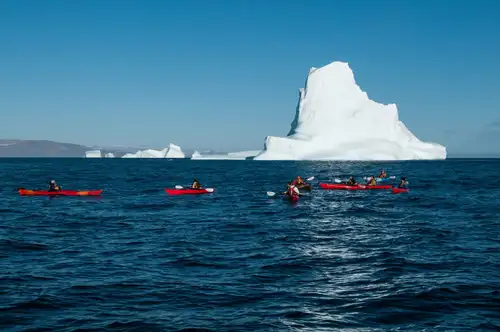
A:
[121, 143, 185, 158]
[85, 150, 102, 158]
[191, 150, 261, 160]
[254, 61, 446, 160]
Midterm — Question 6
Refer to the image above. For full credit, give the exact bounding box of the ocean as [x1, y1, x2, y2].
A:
[1, 158, 499, 331]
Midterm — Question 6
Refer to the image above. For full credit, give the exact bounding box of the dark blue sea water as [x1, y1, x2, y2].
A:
[1, 158, 499, 331]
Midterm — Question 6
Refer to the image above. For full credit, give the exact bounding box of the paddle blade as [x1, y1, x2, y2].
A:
[266, 191, 276, 197]
[175, 185, 184, 189]
[307, 176, 315, 181]
[205, 188, 214, 193]
[334, 179, 342, 183]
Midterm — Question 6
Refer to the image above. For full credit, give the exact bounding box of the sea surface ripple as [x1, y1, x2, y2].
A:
[1, 158, 499, 331]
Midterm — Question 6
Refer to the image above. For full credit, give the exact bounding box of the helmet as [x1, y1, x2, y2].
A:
[50, 180, 56, 184]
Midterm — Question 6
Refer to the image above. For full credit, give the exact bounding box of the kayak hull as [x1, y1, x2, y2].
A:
[164, 188, 213, 195]
[283, 194, 299, 202]
[319, 183, 392, 190]
[392, 187, 410, 193]
[18, 189, 103, 196]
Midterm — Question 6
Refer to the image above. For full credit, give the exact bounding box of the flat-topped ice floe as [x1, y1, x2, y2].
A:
[85, 150, 102, 158]
[121, 143, 185, 158]
[254, 61, 446, 160]
[191, 150, 261, 160]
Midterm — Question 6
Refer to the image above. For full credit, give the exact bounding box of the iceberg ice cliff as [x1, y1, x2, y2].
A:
[121, 143, 185, 158]
[254, 61, 446, 160]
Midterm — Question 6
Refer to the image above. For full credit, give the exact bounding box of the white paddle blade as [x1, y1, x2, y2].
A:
[307, 176, 315, 181]
[334, 179, 342, 183]
[267, 191, 276, 197]
[175, 185, 184, 189]
[205, 188, 214, 193]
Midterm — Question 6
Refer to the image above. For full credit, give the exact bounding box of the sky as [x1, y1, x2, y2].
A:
[1, 0, 499, 154]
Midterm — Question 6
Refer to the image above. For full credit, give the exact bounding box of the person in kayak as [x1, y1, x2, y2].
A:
[191, 179, 202, 189]
[366, 176, 377, 186]
[292, 176, 306, 186]
[48, 180, 62, 192]
[293, 176, 312, 190]
[397, 177, 409, 188]
[283, 182, 300, 197]
[378, 169, 387, 178]
[346, 176, 358, 186]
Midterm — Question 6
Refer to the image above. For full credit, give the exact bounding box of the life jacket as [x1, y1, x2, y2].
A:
[288, 186, 298, 196]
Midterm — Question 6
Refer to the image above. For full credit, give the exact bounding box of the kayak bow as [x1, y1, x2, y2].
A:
[164, 188, 214, 195]
[18, 189, 103, 196]
[392, 187, 410, 193]
[283, 194, 299, 202]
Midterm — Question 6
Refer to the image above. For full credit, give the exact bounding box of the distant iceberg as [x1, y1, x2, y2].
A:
[85, 150, 102, 158]
[104, 153, 115, 158]
[191, 150, 261, 160]
[254, 61, 446, 160]
[121, 143, 185, 158]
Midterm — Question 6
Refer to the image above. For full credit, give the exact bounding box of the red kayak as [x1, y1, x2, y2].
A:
[392, 187, 410, 193]
[319, 183, 392, 190]
[283, 194, 299, 202]
[164, 188, 214, 195]
[18, 189, 103, 196]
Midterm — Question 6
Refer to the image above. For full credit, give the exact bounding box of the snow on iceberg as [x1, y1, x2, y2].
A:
[254, 61, 446, 161]
[85, 150, 102, 158]
[120, 143, 185, 158]
[104, 153, 115, 158]
[165, 143, 185, 158]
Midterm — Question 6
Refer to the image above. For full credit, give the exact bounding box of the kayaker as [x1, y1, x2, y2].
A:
[284, 182, 300, 197]
[48, 180, 62, 192]
[293, 176, 306, 186]
[398, 177, 409, 188]
[366, 176, 377, 186]
[191, 179, 202, 189]
[378, 169, 387, 178]
[346, 176, 357, 186]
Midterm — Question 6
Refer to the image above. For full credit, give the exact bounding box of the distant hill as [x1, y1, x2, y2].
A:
[0, 140, 89, 157]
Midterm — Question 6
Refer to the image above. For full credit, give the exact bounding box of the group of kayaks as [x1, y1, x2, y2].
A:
[275, 172, 410, 203]
[17, 188, 215, 196]
[17, 179, 215, 197]
[319, 183, 409, 193]
[17, 171, 409, 200]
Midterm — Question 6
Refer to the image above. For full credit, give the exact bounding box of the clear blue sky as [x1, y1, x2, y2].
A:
[1, 0, 499, 154]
